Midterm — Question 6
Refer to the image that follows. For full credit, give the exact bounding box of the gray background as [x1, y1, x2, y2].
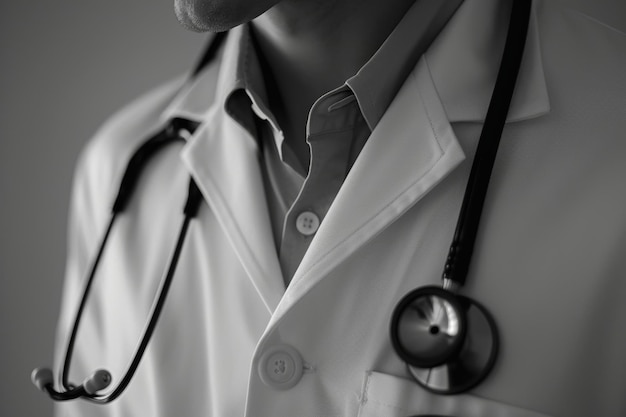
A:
[0, 1, 624, 416]
[0, 1, 204, 416]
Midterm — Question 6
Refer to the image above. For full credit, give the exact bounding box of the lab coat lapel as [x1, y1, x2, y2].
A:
[267, 0, 551, 327]
[268, 58, 466, 326]
[181, 107, 285, 313]
[424, 0, 549, 123]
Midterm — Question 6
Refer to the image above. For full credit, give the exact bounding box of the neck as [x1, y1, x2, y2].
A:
[250, 0, 415, 159]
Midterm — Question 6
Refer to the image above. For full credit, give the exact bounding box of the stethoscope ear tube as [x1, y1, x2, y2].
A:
[184, 179, 204, 218]
[112, 118, 198, 213]
[57, 120, 195, 396]
[99, 196, 201, 403]
[32, 32, 226, 404]
[34, 121, 206, 403]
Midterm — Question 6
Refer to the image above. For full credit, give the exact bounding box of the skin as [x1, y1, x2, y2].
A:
[175, 0, 416, 165]
[174, 0, 281, 33]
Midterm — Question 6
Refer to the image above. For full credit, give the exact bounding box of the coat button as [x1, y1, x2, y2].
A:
[295, 211, 320, 236]
[258, 344, 304, 390]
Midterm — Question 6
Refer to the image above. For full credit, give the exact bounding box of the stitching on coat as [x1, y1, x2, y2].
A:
[418, 62, 446, 153]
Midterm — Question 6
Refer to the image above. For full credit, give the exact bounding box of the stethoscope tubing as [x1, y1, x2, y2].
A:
[40, 31, 228, 400]
[54, 123, 206, 402]
[442, 0, 532, 288]
[95, 204, 198, 403]
[37, 0, 532, 402]
[390, 0, 531, 400]
[60, 214, 117, 394]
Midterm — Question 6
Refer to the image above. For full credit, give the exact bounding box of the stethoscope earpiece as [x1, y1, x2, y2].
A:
[31, 367, 112, 400]
[31, 367, 54, 392]
[83, 369, 113, 395]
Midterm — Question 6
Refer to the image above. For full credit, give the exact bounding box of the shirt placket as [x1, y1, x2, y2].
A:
[279, 91, 363, 283]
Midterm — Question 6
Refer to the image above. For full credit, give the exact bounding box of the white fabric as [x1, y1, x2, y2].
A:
[54, 0, 626, 416]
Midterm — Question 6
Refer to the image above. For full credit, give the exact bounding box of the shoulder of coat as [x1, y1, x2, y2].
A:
[533, 0, 626, 116]
[75, 47, 224, 197]
[535, 0, 626, 43]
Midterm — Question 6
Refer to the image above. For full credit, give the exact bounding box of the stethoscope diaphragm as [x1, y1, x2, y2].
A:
[390, 287, 498, 395]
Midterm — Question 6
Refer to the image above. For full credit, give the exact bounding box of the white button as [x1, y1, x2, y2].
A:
[258, 344, 304, 390]
[295, 211, 320, 236]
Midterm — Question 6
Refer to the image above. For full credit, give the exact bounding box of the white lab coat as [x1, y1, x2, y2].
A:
[54, 0, 626, 416]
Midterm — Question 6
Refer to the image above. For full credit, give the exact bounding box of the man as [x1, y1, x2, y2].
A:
[53, 0, 626, 415]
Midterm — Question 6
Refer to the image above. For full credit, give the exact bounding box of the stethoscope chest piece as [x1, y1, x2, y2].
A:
[390, 286, 498, 395]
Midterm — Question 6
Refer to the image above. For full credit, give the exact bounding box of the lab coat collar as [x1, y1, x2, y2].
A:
[181, 109, 286, 314]
[265, 0, 551, 329]
[160, 25, 248, 124]
[164, 27, 287, 314]
[346, 0, 464, 131]
[425, 0, 550, 123]
[165, 0, 551, 322]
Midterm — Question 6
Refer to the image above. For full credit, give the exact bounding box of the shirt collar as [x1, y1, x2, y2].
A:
[346, 0, 464, 130]
[163, 1, 463, 133]
[162, 0, 549, 127]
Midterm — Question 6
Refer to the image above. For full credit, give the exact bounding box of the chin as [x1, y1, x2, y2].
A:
[174, 0, 276, 32]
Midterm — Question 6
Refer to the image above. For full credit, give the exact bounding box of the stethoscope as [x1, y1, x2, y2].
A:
[31, 0, 531, 405]
[31, 31, 227, 403]
[389, 0, 531, 401]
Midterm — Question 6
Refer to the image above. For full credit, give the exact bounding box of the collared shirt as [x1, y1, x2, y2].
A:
[223, 0, 463, 283]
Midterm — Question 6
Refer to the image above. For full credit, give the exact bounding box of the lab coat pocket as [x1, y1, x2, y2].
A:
[357, 371, 553, 417]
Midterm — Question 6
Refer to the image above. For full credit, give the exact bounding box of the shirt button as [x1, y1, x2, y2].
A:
[258, 344, 304, 390]
[295, 211, 320, 236]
